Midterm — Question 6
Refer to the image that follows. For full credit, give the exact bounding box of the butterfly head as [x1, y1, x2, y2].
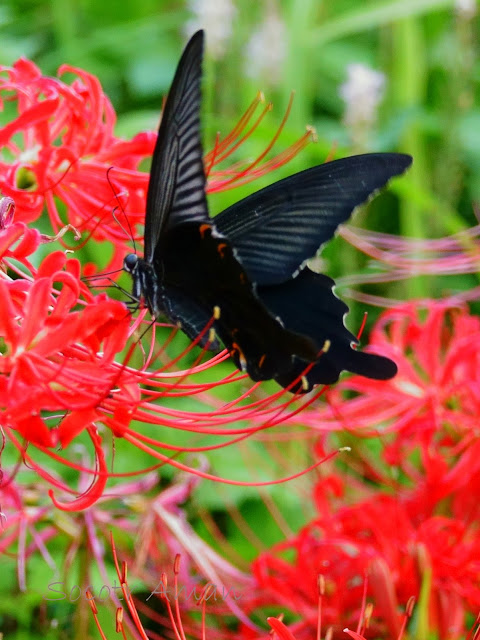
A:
[123, 253, 138, 274]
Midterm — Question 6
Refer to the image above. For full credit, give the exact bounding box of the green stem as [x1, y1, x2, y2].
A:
[391, 17, 430, 299]
[283, 0, 320, 130]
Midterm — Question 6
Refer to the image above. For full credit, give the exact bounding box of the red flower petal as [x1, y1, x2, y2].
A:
[58, 408, 100, 448]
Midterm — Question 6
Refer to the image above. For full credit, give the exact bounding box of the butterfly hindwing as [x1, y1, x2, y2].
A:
[144, 30, 209, 263]
[161, 286, 222, 350]
[157, 221, 318, 380]
[257, 268, 397, 391]
[214, 153, 412, 285]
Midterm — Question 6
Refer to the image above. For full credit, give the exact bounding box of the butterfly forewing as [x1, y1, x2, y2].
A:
[214, 153, 412, 285]
[144, 30, 209, 263]
[138, 30, 319, 381]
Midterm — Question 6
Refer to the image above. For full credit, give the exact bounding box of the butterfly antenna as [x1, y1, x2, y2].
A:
[106, 166, 137, 253]
[83, 271, 139, 308]
[83, 268, 124, 281]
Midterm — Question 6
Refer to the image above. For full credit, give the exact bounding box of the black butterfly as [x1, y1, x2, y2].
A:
[124, 30, 412, 392]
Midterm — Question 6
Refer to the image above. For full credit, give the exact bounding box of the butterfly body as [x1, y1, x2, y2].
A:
[124, 30, 412, 391]
[126, 221, 318, 380]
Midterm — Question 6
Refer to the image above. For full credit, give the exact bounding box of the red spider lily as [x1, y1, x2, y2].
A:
[0, 222, 333, 511]
[338, 221, 480, 307]
[301, 302, 480, 461]
[296, 304, 480, 532]
[125, 470, 253, 627]
[267, 593, 416, 640]
[0, 469, 160, 592]
[87, 541, 419, 640]
[0, 250, 130, 450]
[88, 542, 243, 640]
[239, 302, 480, 640]
[0, 59, 150, 252]
[204, 92, 315, 192]
[1, 464, 250, 617]
[248, 479, 480, 640]
[0, 467, 245, 635]
[0, 59, 314, 274]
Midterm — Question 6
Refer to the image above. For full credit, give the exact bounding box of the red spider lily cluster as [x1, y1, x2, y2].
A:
[79, 306, 480, 640]
[238, 303, 480, 640]
[248, 480, 480, 640]
[88, 543, 418, 640]
[303, 303, 480, 457]
[0, 60, 322, 516]
[0, 219, 331, 510]
[1, 465, 253, 613]
[0, 59, 148, 259]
